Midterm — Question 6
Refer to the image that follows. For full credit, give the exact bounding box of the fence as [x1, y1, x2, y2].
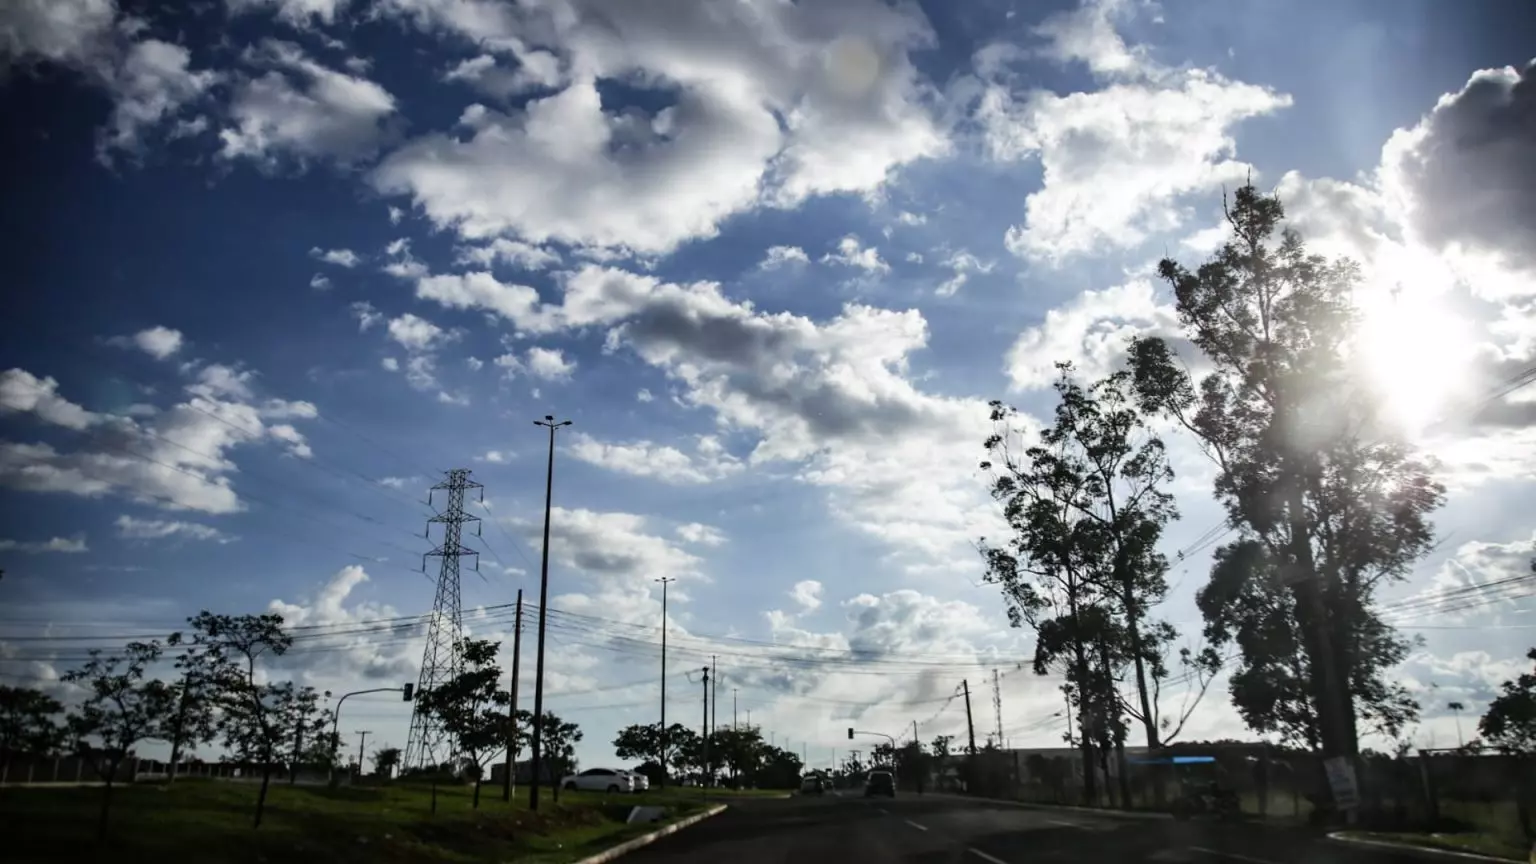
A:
[0, 751, 326, 787]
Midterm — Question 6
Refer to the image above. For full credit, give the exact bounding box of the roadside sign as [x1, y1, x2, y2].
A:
[1323, 756, 1360, 810]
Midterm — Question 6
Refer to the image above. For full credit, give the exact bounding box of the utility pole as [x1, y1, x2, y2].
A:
[962, 679, 977, 796]
[356, 730, 372, 774]
[992, 669, 1004, 746]
[733, 688, 738, 730]
[701, 667, 711, 793]
[655, 576, 676, 789]
[529, 415, 572, 812]
[405, 469, 481, 770]
[710, 655, 717, 738]
[502, 589, 523, 801]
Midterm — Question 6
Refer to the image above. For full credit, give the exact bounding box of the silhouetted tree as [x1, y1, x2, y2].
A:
[1479, 648, 1536, 754]
[0, 684, 64, 781]
[417, 638, 512, 808]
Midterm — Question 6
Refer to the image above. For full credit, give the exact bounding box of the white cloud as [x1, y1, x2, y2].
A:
[380, 357, 399, 372]
[435, 390, 470, 406]
[377, 475, 416, 489]
[310, 246, 361, 267]
[0, 0, 117, 69]
[759, 245, 810, 270]
[636, 388, 654, 403]
[107, 325, 184, 360]
[442, 51, 560, 99]
[403, 355, 437, 390]
[976, 1, 1291, 262]
[115, 514, 230, 542]
[896, 211, 927, 226]
[98, 39, 217, 160]
[0, 534, 88, 554]
[388, 205, 404, 224]
[454, 238, 561, 272]
[266, 565, 417, 683]
[351, 301, 383, 331]
[476, 449, 513, 464]
[385, 313, 448, 352]
[1005, 278, 1178, 390]
[1, 368, 100, 429]
[465, 356, 484, 371]
[309, 273, 332, 291]
[821, 235, 890, 274]
[225, 0, 350, 27]
[371, 0, 945, 256]
[676, 522, 727, 547]
[0, 363, 316, 513]
[935, 249, 995, 297]
[790, 579, 823, 611]
[525, 346, 574, 381]
[567, 432, 744, 485]
[219, 40, 397, 168]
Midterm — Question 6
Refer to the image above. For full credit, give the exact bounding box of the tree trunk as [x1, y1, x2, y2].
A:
[1069, 595, 1097, 806]
[167, 683, 191, 785]
[254, 753, 274, 829]
[473, 775, 482, 809]
[96, 772, 115, 841]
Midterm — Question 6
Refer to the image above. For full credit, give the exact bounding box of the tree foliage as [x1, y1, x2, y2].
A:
[373, 746, 402, 778]
[62, 641, 176, 840]
[417, 638, 511, 807]
[0, 684, 64, 762]
[612, 721, 697, 778]
[525, 709, 581, 798]
[1128, 184, 1444, 762]
[1478, 647, 1536, 755]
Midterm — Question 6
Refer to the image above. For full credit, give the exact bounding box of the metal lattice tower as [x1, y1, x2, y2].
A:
[404, 469, 482, 771]
[992, 668, 1004, 747]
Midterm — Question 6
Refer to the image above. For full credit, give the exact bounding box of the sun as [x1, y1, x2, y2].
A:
[1355, 287, 1477, 435]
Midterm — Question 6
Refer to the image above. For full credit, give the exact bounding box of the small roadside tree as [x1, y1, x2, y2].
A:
[373, 746, 402, 778]
[0, 684, 64, 782]
[530, 710, 582, 801]
[1479, 647, 1536, 754]
[163, 632, 221, 784]
[62, 641, 176, 840]
[416, 638, 512, 808]
[613, 721, 696, 785]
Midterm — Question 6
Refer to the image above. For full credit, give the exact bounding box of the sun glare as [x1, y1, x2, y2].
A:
[1356, 288, 1476, 435]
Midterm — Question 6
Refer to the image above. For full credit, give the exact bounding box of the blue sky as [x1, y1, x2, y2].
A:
[2, 0, 1535, 770]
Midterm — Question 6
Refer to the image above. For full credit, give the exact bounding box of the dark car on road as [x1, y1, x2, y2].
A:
[799, 774, 826, 795]
[864, 770, 895, 798]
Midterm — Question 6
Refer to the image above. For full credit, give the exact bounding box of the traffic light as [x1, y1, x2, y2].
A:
[847, 728, 854, 740]
[402, 683, 414, 701]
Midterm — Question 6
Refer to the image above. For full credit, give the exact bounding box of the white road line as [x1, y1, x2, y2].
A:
[904, 820, 929, 832]
[1190, 846, 1283, 864]
[1047, 819, 1081, 828]
[876, 807, 889, 814]
[968, 848, 1010, 864]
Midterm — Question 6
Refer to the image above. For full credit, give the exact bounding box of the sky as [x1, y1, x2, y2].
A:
[1, 0, 1535, 773]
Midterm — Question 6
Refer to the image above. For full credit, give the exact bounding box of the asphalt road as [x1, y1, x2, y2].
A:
[623, 793, 1437, 864]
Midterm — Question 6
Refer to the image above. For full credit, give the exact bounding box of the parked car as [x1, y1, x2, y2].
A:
[561, 767, 636, 793]
[799, 774, 826, 795]
[620, 769, 650, 793]
[864, 770, 896, 798]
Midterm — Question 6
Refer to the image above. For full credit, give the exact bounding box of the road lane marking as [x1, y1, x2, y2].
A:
[904, 820, 929, 832]
[1190, 847, 1282, 864]
[1047, 819, 1080, 828]
[876, 807, 890, 814]
[968, 848, 1010, 864]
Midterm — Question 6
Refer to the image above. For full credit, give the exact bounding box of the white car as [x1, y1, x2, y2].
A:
[561, 767, 636, 793]
[621, 770, 650, 792]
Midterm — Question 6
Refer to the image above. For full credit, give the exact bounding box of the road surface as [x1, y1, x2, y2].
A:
[625, 793, 1434, 864]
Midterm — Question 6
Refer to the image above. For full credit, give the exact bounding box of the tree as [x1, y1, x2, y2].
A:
[1478, 648, 1536, 754]
[1128, 185, 1444, 773]
[417, 638, 512, 808]
[162, 631, 221, 784]
[62, 641, 176, 840]
[373, 746, 402, 778]
[613, 722, 697, 779]
[0, 684, 64, 781]
[185, 611, 296, 829]
[708, 726, 765, 784]
[522, 709, 581, 800]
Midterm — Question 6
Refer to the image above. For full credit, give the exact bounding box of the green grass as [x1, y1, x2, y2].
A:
[1347, 831, 1533, 862]
[0, 778, 711, 864]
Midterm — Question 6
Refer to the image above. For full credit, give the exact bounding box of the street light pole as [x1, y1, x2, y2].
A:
[655, 576, 676, 788]
[529, 415, 571, 812]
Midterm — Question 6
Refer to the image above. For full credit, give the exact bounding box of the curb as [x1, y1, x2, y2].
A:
[1326, 832, 1525, 863]
[929, 793, 1172, 821]
[570, 804, 729, 864]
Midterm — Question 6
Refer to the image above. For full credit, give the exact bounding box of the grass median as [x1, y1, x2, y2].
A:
[0, 778, 715, 864]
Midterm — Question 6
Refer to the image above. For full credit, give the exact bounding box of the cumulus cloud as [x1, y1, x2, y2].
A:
[567, 432, 744, 485]
[0, 363, 315, 513]
[219, 40, 397, 168]
[97, 39, 217, 161]
[226, 0, 350, 27]
[976, 0, 1291, 262]
[935, 249, 995, 298]
[475, 449, 513, 464]
[108, 325, 184, 360]
[1380, 59, 1536, 286]
[310, 246, 361, 267]
[636, 388, 654, 403]
[385, 313, 449, 352]
[676, 522, 727, 547]
[790, 579, 823, 611]
[115, 514, 230, 542]
[821, 235, 890, 273]
[454, 238, 561, 272]
[371, 0, 945, 256]
[351, 301, 384, 332]
[759, 245, 810, 270]
[1005, 278, 1178, 390]
[493, 346, 575, 381]
[0, 534, 88, 554]
[267, 565, 417, 682]
[309, 274, 332, 291]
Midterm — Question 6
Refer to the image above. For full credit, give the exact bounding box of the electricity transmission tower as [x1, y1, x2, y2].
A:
[404, 469, 482, 771]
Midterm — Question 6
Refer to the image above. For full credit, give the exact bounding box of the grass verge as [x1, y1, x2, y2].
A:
[0, 778, 711, 864]
[1341, 830, 1532, 861]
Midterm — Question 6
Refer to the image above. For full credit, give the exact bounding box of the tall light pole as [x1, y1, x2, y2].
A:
[528, 415, 571, 812]
[655, 576, 676, 788]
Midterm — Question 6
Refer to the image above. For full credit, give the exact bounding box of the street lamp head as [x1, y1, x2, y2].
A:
[545, 415, 554, 421]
